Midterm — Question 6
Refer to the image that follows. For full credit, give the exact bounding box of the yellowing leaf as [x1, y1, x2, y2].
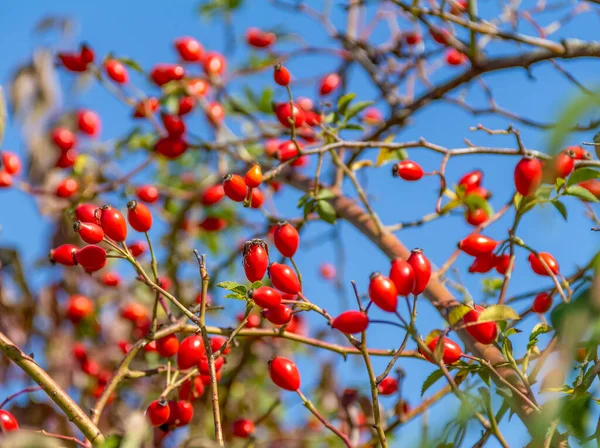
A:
[350, 160, 374, 171]
[448, 305, 472, 326]
[424, 329, 443, 344]
[477, 305, 520, 323]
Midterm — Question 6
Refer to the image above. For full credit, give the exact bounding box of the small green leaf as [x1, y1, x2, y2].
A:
[566, 168, 600, 187]
[337, 93, 356, 116]
[421, 369, 444, 396]
[464, 193, 494, 217]
[477, 305, 520, 323]
[534, 185, 554, 201]
[303, 201, 315, 219]
[297, 194, 312, 208]
[448, 305, 472, 326]
[551, 200, 568, 220]
[344, 101, 374, 122]
[251, 281, 263, 289]
[478, 369, 491, 387]
[258, 87, 274, 114]
[316, 200, 336, 224]
[528, 323, 552, 349]
[341, 123, 364, 131]
[116, 57, 144, 72]
[98, 435, 123, 448]
[224, 293, 247, 300]
[316, 189, 335, 200]
[565, 185, 599, 202]
[439, 199, 462, 215]
[217, 281, 248, 296]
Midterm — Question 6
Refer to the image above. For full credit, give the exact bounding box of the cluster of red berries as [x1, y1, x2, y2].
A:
[0, 151, 22, 188]
[221, 163, 264, 208]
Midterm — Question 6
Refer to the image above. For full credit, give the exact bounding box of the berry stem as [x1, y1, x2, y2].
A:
[296, 389, 353, 447]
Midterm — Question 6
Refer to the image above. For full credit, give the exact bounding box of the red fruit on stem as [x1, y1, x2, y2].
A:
[203, 52, 226, 76]
[121, 302, 148, 323]
[56, 178, 79, 198]
[320, 263, 336, 280]
[150, 63, 185, 86]
[389, 259, 415, 296]
[162, 114, 186, 137]
[431, 28, 451, 45]
[127, 200, 153, 233]
[269, 356, 301, 391]
[155, 136, 188, 159]
[422, 337, 463, 365]
[156, 334, 180, 358]
[210, 336, 230, 355]
[363, 107, 383, 125]
[206, 101, 225, 126]
[566, 145, 589, 160]
[532, 292, 553, 313]
[72, 342, 88, 362]
[319, 73, 341, 96]
[66, 295, 94, 323]
[50, 244, 78, 266]
[179, 377, 205, 401]
[263, 304, 293, 325]
[75, 245, 107, 272]
[175, 36, 204, 62]
[100, 206, 128, 242]
[201, 184, 225, 205]
[332, 310, 369, 334]
[187, 78, 209, 97]
[178, 96, 196, 116]
[233, 419, 255, 438]
[579, 179, 600, 200]
[468, 253, 497, 274]
[407, 249, 431, 295]
[553, 151, 575, 179]
[133, 98, 159, 118]
[274, 64, 291, 86]
[101, 271, 120, 287]
[0, 410, 19, 431]
[495, 254, 511, 275]
[105, 59, 129, 83]
[514, 157, 542, 197]
[369, 272, 398, 312]
[458, 170, 483, 191]
[128, 240, 148, 257]
[198, 355, 225, 375]
[177, 335, 205, 370]
[445, 48, 467, 65]
[73, 221, 104, 244]
[458, 234, 498, 256]
[392, 160, 424, 181]
[528, 252, 559, 276]
[269, 262, 301, 294]
[147, 399, 170, 426]
[246, 27, 276, 48]
[377, 377, 398, 395]
[249, 286, 282, 309]
[199, 217, 227, 232]
[77, 109, 101, 136]
[0, 171, 12, 187]
[273, 221, 299, 257]
[173, 400, 194, 427]
[75, 203, 98, 223]
[243, 239, 270, 282]
[465, 208, 488, 226]
[277, 140, 303, 162]
[274, 102, 305, 128]
[404, 32, 422, 45]
[250, 188, 264, 208]
[463, 305, 498, 344]
[1, 152, 21, 175]
[223, 174, 247, 202]
[137, 185, 159, 203]
[55, 149, 77, 168]
[245, 163, 263, 188]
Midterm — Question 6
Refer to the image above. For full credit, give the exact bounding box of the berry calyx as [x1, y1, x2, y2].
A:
[368, 272, 398, 312]
[269, 356, 301, 391]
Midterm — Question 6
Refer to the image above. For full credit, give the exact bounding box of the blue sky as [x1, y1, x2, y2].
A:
[1, 1, 600, 446]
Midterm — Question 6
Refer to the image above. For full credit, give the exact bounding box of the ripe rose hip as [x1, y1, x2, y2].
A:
[128, 240, 148, 257]
[363, 107, 383, 125]
[178, 335, 205, 370]
[101, 271, 120, 287]
[269, 262, 301, 294]
[162, 114, 186, 137]
[514, 157, 542, 197]
[121, 302, 148, 323]
[75, 245, 107, 272]
[445, 48, 467, 66]
[269, 356, 301, 391]
[404, 32, 422, 45]
[274, 221, 299, 258]
[495, 254, 510, 275]
[249, 286, 282, 309]
[565, 145, 590, 160]
[250, 188, 264, 208]
[274, 63, 291, 86]
[277, 140, 303, 162]
[198, 355, 225, 375]
[175, 36, 204, 61]
[532, 292, 552, 313]
[58, 51, 87, 72]
[155, 136, 188, 159]
[274, 102, 305, 128]
[233, 419, 255, 438]
[210, 336, 230, 355]
[369, 272, 398, 312]
[187, 78, 209, 97]
[245, 163, 263, 189]
[332, 310, 369, 334]
[206, 102, 225, 126]
[458, 170, 483, 191]
[66, 294, 94, 323]
[156, 334, 180, 358]
[136, 185, 159, 203]
[100, 205, 128, 242]
[56, 178, 79, 198]
[463, 305, 498, 344]
[468, 253, 497, 273]
[178, 96, 196, 116]
[431, 28, 451, 45]
[458, 234, 498, 256]
[389, 258, 415, 296]
[242, 239, 270, 282]
[392, 160, 424, 181]
[104, 59, 129, 83]
[242, 313, 262, 328]
[73, 221, 104, 244]
[320, 263, 336, 280]
[407, 249, 431, 295]
[201, 184, 225, 205]
[72, 342, 88, 362]
[319, 73, 341, 96]
[133, 97, 159, 118]
[55, 149, 77, 168]
[77, 109, 101, 137]
[50, 244, 78, 266]
[150, 63, 185, 86]
[528, 252, 559, 276]
[199, 217, 227, 232]
[172, 400, 194, 427]
[1, 151, 21, 175]
[147, 399, 170, 426]
[179, 376, 205, 401]
[223, 174, 247, 202]
[465, 208, 488, 226]
[203, 51, 226, 76]
[246, 27, 276, 48]
[422, 336, 462, 365]
[0, 410, 19, 432]
[263, 304, 293, 325]
[377, 377, 398, 395]
[127, 200, 153, 233]
[579, 179, 600, 200]
[553, 151, 575, 179]
[75, 203, 98, 223]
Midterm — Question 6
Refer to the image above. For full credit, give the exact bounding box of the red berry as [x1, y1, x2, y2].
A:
[407, 249, 431, 295]
[201, 184, 225, 206]
[187, 78, 210, 97]
[51, 127, 77, 151]
[178, 335, 205, 370]
[332, 310, 369, 334]
[55, 149, 78, 168]
[269, 356, 300, 391]
[1, 151, 21, 175]
[245, 163, 263, 189]
[80, 44, 94, 63]
[243, 314, 262, 328]
[269, 262, 301, 294]
[199, 217, 227, 232]
[566, 145, 590, 160]
[75, 245, 107, 272]
[133, 98, 159, 118]
[377, 377, 398, 395]
[274, 102, 305, 128]
[50, 244, 78, 266]
[137, 185, 159, 203]
[465, 208, 488, 226]
[233, 419, 255, 438]
[369, 272, 398, 312]
[206, 101, 225, 126]
[121, 302, 148, 323]
[150, 63, 185, 86]
[553, 151, 575, 179]
[532, 292, 552, 313]
[175, 36, 204, 62]
[210, 336, 230, 355]
[458, 234, 498, 256]
[203, 52, 226, 76]
[198, 355, 225, 375]
[431, 28, 451, 45]
[277, 140, 303, 162]
[304, 111, 321, 127]
[0, 170, 13, 187]
[579, 179, 600, 200]
[147, 399, 170, 426]
[77, 109, 101, 137]
[363, 107, 383, 125]
[495, 254, 511, 275]
[179, 377, 205, 401]
[273, 221, 299, 258]
[75, 203, 98, 223]
[389, 258, 415, 296]
[246, 27, 276, 48]
[422, 336, 462, 364]
[178, 96, 196, 116]
[74, 221, 104, 244]
[0, 410, 19, 432]
[463, 305, 498, 344]
[274, 64, 291, 86]
[58, 52, 87, 72]
[320, 263, 336, 280]
[56, 178, 79, 198]
[162, 114, 186, 137]
[392, 160, 424, 181]
[100, 206, 128, 242]
[467, 186, 491, 200]
[458, 170, 483, 192]
[223, 174, 247, 202]
[155, 136, 188, 159]
[101, 271, 120, 287]
[263, 304, 293, 325]
[250, 188, 264, 208]
[445, 48, 467, 66]
[319, 73, 341, 96]
[127, 200, 153, 233]
[156, 334, 180, 358]
[514, 157, 542, 197]
[528, 252, 559, 276]
[173, 400, 194, 427]
[468, 253, 497, 274]
[249, 286, 282, 309]
[404, 32, 422, 45]
[72, 342, 88, 362]
[105, 59, 129, 83]
[128, 240, 148, 257]
[66, 294, 94, 323]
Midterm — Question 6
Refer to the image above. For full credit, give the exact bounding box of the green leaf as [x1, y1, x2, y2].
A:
[251, 281, 263, 289]
[565, 185, 599, 202]
[341, 123, 364, 131]
[258, 87, 274, 114]
[337, 93, 356, 116]
[224, 293, 247, 300]
[297, 194, 312, 208]
[98, 435, 123, 448]
[316, 189, 335, 200]
[161, 94, 180, 115]
[448, 305, 472, 326]
[528, 323, 552, 349]
[344, 100, 374, 122]
[534, 185, 554, 201]
[115, 57, 143, 72]
[477, 305, 520, 323]
[551, 200, 568, 220]
[316, 200, 336, 224]
[439, 199, 462, 215]
[464, 193, 494, 217]
[216, 281, 248, 296]
[566, 167, 600, 187]
[303, 201, 315, 219]
[421, 369, 444, 396]
[478, 369, 491, 386]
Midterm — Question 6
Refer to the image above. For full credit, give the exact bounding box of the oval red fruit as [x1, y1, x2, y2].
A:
[100, 206, 128, 242]
[528, 252, 559, 276]
[156, 334, 180, 358]
[177, 335, 205, 370]
[389, 259, 415, 296]
[0, 410, 19, 432]
[243, 239, 270, 282]
[463, 305, 498, 344]
[532, 292, 552, 313]
[269, 356, 300, 391]
[50, 244, 78, 266]
[263, 304, 293, 325]
[249, 286, 282, 309]
[319, 73, 341, 96]
[422, 336, 462, 365]
[274, 64, 291, 86]
[332, 310, 369, 334]
[273, 221, 299, 258]
[458, 234, 498, 256]
[392, 160, 424, 181]
[369, 272, 398, 312]
[147, 399, 170, 426]
[137, 185, 159, 203]
[74, 221, 104, 244]
[269, 262, 301, 294]
[377, 377, 398, 395]
[127, 200, 153, 233]
[223, 174, 247, 202]
[407, 249, 431, 295]
[233, 419, 255, 438]
[75, 245, 107, 272]
[514, 157, 542, 197]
